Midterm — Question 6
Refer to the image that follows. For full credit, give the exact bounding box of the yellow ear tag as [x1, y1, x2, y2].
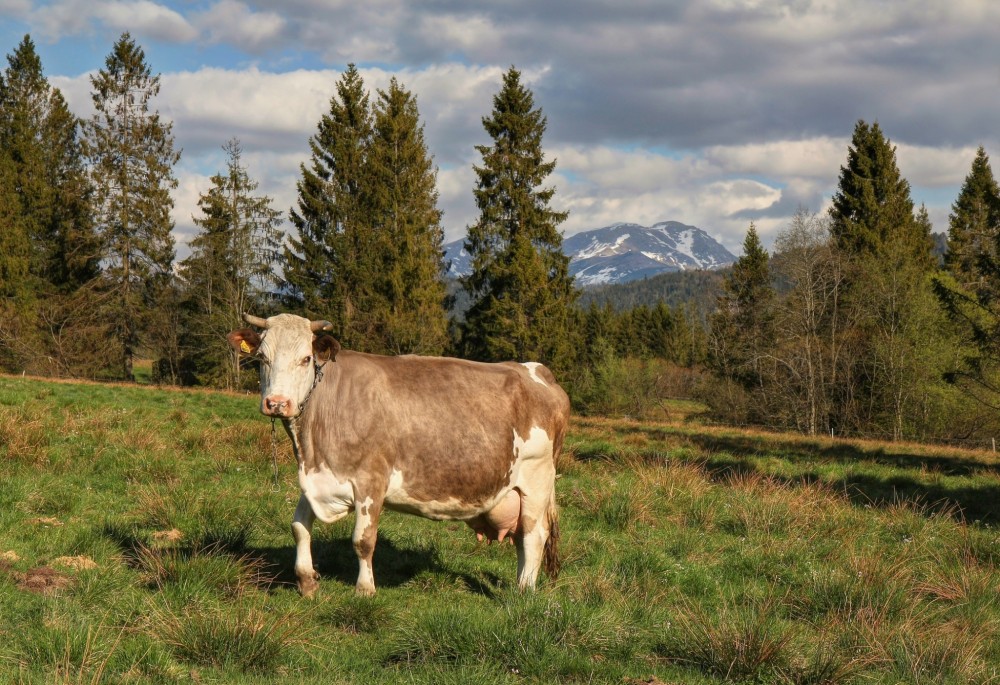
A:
[240, 340, 252, 354]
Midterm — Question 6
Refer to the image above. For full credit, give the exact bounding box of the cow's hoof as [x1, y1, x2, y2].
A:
[297, 570, 320, 598]
[355, 582, 376, 597]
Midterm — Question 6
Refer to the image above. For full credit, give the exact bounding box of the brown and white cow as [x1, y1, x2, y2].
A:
[227, 313, 569, 597]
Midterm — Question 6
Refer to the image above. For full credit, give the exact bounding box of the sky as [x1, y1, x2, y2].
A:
[2, 0, 998, 259]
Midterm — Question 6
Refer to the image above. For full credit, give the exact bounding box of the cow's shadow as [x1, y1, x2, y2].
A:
[100, 523, 503, 597]
[246, 535, 503, 597]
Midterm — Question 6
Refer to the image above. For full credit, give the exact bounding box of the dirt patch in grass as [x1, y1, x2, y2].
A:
[13, 566, 74, 595]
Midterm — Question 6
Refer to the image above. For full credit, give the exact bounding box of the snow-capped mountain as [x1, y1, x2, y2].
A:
[443, 220, 735, 286]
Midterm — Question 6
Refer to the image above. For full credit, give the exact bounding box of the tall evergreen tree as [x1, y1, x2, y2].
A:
[0, 35, 100, 375]
[460, 66, 576, 366]
[0, 35, 99, 293]
[828, 120, 938, 437]
[284, 64, 372, 332]
[85, 32, 179, 381]
[365, 77, 449, 354]
[178, 138, 281, 386]
[935, 147, 1000, 409]
[708, 223, 776, 401]
[829, 120, 933, 269]
[945, 146, 1000, 296]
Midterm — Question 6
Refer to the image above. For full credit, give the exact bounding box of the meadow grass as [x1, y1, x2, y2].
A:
[1, 375, 999, 684]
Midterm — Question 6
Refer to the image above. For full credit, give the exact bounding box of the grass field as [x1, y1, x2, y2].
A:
[1, 375, 999, 684]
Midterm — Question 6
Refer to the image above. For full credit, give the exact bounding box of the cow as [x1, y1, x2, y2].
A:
[227, 313, 569, 597]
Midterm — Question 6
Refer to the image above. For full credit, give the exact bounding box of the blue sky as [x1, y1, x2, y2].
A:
[2, 0, 998, 257]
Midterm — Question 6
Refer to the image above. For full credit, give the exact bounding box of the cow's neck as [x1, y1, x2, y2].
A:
[278, 359, 329, 468]
[281, 417, 301, 451]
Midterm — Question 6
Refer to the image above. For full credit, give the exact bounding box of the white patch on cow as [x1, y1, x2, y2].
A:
[299, 465, 355, 523]
[510, 426, 556, 498]
[356, 558, 375, 595]
[521, 362, 548, 386]
[386, 468, 405, 498]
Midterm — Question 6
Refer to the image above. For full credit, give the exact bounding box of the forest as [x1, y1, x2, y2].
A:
[2, 32, 1000, 445]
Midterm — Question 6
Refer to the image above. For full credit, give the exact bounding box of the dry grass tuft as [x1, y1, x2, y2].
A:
[52, 556, 99, 571]
[0, 406, 50, 464]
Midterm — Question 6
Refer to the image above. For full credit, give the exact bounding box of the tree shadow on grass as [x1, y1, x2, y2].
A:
[686, 433, 1000, 525]
[574, 424, 1000, 525]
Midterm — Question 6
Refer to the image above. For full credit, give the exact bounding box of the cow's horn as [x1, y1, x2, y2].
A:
[311, 319, 334, 333]
[243, 313, 269, 328]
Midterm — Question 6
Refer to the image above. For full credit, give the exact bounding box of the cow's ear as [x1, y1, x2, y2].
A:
[227, 329, 261, 357]
[313, 334, 341, 362]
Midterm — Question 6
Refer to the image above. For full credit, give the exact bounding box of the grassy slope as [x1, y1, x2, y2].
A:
[1, 375, 998, 684]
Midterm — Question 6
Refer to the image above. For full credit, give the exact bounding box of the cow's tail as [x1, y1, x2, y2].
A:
[543, 495, 560, 580]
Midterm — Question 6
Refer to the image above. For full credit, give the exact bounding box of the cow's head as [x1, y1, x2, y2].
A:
[227, 313, 340, 418]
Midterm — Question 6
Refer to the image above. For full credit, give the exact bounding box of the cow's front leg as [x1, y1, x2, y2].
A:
[291, 494, 321, 598]
[352, 495, 383, 596]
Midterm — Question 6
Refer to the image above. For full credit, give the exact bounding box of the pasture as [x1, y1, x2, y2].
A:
[1, 375, 999, 684]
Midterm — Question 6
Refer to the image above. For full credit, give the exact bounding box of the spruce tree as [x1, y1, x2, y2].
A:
[934, 147, 1000, 408]
[284, 64, 372, 332]
[0, 35, 98, 293]
[829, 120, 933, 268]
[460, 67, 576, 366]
[945, 146, 1000, 296]
[709, 223, 775, 397]
[829, 120, 938, 437]
[178, 139, 281, 386]
[365, 77, 449, 354]
[86, 32, 179, 381]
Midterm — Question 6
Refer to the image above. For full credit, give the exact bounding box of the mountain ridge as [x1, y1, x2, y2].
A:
[443, 220, 736, 286]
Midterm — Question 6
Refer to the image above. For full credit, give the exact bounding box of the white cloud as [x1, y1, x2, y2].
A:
[704, 138, 848, 180]
[194, 0, 285, 53]
[895, 143, 979, 189]
[96, 0, 196, 42]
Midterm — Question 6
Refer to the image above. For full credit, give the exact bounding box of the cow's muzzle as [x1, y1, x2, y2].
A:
[262, 395, 296, 418]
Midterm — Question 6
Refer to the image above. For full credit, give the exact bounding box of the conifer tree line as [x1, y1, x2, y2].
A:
[3, 31, 999, 443]
[0, 34, 581, 388]
[706, 121, 1000, 442]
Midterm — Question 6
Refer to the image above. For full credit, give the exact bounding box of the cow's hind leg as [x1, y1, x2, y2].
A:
[291, 494, 321, 598]
[352, 495, 383, 596]
[515, 488, 554, 590]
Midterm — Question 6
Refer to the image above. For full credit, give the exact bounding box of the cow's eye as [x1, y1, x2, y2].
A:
[302, 355, 312, 366]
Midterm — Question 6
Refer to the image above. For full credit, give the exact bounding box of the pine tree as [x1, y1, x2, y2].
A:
[829, 120, 933, 269]
[0, 35, 100, 376]
[934, 147, 1000, 409]
[177, 139, 281, 386]
[0, 35, 98, 293]
[365, 77, 449, 354]
[460, 67, 576, 366]
[709, 223, 775, 394]
[284, 64, 372, 332]
[829, 120, 938, 437]
[85, 32, 179, 381]
[945, 146, 1000, 296]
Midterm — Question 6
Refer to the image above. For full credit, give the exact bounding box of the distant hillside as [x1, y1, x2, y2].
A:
[578, 268, 726, 322]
